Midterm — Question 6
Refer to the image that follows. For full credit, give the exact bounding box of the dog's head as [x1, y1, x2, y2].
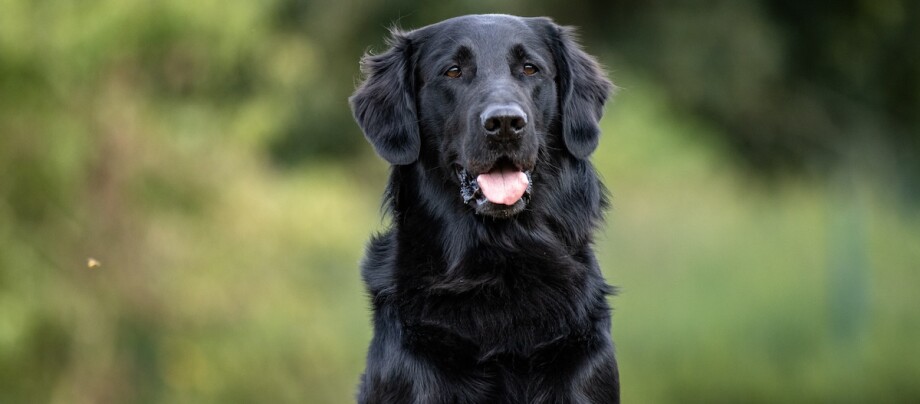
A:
[351, 15, 611, 218]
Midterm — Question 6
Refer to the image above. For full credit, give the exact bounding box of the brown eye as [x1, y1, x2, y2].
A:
[445, 66, 462, 78]
[522, 63, 538, 76]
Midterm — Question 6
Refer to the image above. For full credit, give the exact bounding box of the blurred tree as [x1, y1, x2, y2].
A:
[542, 0, 920, 191]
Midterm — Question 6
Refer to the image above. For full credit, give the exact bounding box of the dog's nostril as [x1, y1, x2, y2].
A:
[484, 117, 501, 133]
[510, 116, 526, 131]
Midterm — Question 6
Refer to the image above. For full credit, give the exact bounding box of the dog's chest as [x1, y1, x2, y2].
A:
[397, 270, 595, 360]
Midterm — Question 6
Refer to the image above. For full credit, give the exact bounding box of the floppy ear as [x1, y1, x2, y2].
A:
[549, 23, 613, 159]
[349, 31, 419, 165]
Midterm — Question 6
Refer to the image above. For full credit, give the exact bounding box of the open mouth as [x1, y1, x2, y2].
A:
[456, 157, 532, 216]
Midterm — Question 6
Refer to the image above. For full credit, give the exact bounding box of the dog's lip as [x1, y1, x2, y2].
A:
[455, 157, 534, 177]
[481, 158, 533, 175]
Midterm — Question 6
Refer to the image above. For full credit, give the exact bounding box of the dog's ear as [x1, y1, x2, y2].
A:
[349, 30, 419, 165]
[546, 21, 613, 159]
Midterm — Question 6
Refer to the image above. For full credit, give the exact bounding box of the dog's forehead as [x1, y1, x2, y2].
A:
[415, 15, 548, 62]
[431, 14, 531, 34]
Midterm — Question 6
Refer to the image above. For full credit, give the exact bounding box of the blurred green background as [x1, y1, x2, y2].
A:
[1, 0, 919, 403]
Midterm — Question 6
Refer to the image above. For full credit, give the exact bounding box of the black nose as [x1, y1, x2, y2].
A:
[481, 104, 527, 138]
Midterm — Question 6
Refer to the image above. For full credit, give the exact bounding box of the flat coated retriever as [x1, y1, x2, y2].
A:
[350, 14, 617, 403]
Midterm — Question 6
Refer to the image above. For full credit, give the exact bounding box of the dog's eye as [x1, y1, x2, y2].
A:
[522, 63, 538, 76]
[445, 66, 462, 78]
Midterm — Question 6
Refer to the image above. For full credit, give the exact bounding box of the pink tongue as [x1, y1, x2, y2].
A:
[476, 169, 529, 205]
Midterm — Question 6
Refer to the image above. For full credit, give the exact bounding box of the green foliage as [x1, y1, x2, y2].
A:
[1, 1, 919, 403]
[597, 77, 920, 402]
[599, 1, 920, 184]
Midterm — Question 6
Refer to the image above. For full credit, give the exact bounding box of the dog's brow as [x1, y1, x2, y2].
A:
[510, 44, 530, 61]
[510, 43, 550, 70]
[453, 45, 473, 63]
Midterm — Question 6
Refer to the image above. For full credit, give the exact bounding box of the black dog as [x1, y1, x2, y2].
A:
[350, 14, 617, 403]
